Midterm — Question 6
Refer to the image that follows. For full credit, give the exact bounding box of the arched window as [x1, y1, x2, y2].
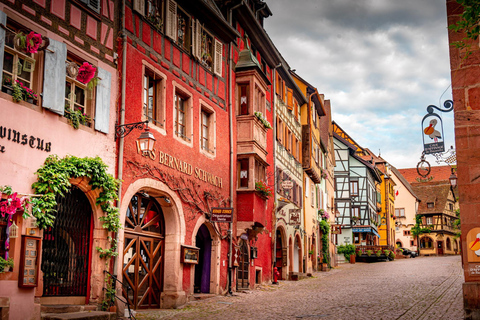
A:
[420, 236, 434, 249]
[446, 238, 452, 250]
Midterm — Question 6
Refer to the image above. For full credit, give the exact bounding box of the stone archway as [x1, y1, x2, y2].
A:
[275, 226, 287, 280]
[118, 179, 187, 309]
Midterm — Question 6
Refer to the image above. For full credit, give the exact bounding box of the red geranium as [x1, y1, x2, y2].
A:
[26, 31, 43, 54]
[77, 62, 97, 84]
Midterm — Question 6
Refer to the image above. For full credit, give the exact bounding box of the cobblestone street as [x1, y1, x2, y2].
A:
[135, 255, 463, 320]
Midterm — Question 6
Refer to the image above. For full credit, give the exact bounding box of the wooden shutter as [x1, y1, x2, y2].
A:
[133, 0, 145, 15]
[165, 0, 177, 40]
[0, 10, 6, 86]
[277, 168, 282, 193]
[43, 39, 67, 115]
[287, 88, 293, 110]
[88, 0, 100, 13]
[196, 20, 202, 59]
[95, 67, 112, 134]
[214, 38, 223, 77]
[191, 19, 196, 58]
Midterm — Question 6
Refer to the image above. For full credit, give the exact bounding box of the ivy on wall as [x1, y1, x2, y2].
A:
[31, 155, 120, 232]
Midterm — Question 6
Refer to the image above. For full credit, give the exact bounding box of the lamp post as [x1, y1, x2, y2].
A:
[449, 169, 457, 188]
[115, 120, 156, 154]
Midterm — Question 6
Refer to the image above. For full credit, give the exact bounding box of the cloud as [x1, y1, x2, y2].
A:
[265, 0, 453, 168]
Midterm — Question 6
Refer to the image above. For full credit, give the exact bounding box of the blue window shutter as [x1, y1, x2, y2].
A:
[95, 66, 111, 134]
[43, 39, 66, 115]
[0, 10, 7, 86]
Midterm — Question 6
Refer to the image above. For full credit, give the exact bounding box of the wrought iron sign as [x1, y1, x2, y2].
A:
[421, 100, 453, 155]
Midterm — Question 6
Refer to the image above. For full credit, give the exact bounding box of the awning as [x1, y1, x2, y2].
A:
[352, 226, 381, 239]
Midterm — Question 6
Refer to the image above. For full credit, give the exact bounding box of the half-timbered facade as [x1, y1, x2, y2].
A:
[333, 123, 382, 247]
[0, 0, 118, 318]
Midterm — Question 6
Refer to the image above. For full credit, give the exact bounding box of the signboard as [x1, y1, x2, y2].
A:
[289, 209, 301, 226]
[18, 236, 41, 288]
[211, 207, 233, 223]
[468, 264, 480, 277]
[281, 180, 293, 190]
[331, 224, 342, 234]
[181, 245, 200, 264]
[421, 101, 453, 155]
[352, 227, 372, 233]
[466, 227, 480, 263]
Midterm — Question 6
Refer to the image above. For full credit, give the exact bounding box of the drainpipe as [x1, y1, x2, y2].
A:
[272, 62, 281, 279]
[113, 0, 127, 279]
[228, 1, 243, 295]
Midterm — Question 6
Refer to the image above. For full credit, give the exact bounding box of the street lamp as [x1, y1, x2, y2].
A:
[449, 168, 457, 188]
[115, 120, 156, 154]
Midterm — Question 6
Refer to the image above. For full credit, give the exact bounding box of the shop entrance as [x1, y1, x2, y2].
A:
[194, 224, 212, 293]
[236, 240, 249, 290]
[41, 186, 92, 297]
[122, 193, 165, 309]
[275, 230, 285, 280]
[437, 241, 444, 256]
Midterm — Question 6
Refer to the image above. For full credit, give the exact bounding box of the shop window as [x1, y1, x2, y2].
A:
[199, 103, 215, 155]
[173, 88, 192, 142]
[1, 20, 41, 106]
[420, 237, 433, 249]
[143, 67, 165, 128]
[238, 159, 249, 188]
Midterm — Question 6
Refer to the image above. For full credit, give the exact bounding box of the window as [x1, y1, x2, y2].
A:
[255, 160, 266, 183]
[165, 0, 191, 51]
[199, 29, 214, 70]
[420, 237, 433, 249]
[254, 85, 265, 114]
[403, 230, 411, 236]
[311, 181, 315, 207]
[449, 203, 454, 211]
[239, 159, 249, 188]
[426, 217, 433, 225]
[350, 180, 359, 197]
[395, 208, 405, 218]
[276, 118, 283, 142]
[2, 20, 40, 106]
[410, 240, 415, 247]
[173, 87, 192, 143]
[133, 0, 163, 31]
[351, 207, 360, 222]
[143, 68, 165, 128]
[200, 105, 215, 155]
[427, 202, 434, 208]
[238, 83, 249, 115]
[65, 54, 92, 127]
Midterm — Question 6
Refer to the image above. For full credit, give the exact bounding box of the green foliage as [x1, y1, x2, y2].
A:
[375, 249, 382, 257]
[319, 219, 330, 266]
[0, 257, 14, 273]
[12, 82, 23, 102]
[337, 244, 356, 261]
[448, 0, 480, 57]
[411, 214, 432, 238]
[102, 274, 116, 310]
[454, 208, 461, 239]
[255, 180, 273, 198]
[366, 250, 373, 257]
[389, 251, 395, 260]
[31, 155, 120, 232]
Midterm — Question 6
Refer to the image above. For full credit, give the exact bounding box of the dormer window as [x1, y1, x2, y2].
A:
[427, 202, 434, 208]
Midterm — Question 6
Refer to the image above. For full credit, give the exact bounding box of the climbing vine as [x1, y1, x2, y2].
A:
[449, 0, 480, 58]
[319, 219, 330, 267]
[31, 155, 120, 232]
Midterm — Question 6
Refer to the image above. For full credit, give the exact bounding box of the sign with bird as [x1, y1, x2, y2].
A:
[421, 100, 453, 155]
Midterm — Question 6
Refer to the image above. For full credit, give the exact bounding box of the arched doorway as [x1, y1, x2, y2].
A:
[122, 193, 165, 309]
[275, 229, 285, 280]
[293, 236, 300, 273]
[237, 240, 249, 290]
[42, 186, 92, 298]
[194, 224, 212, 293]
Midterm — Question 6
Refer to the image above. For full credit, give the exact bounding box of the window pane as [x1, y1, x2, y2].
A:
[75, 86, 85, 106]
[3, 52, 13, 73]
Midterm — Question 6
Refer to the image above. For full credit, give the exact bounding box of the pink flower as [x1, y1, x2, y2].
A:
[26, 31, 43, 54]
[76, 62, 96, 84]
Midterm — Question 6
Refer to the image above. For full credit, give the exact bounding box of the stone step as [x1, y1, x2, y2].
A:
[41, 305, 97, 314]
[41, 311, 116, 320]
[190, 293, 216, 301]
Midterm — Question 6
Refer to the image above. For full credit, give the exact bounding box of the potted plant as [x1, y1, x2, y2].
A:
[366, 250, 373, 257]
[0, 257, 14, 273]
[255, 180, 272, 199]
[2, 76, 13, 94]
[375, 249, 382, 257]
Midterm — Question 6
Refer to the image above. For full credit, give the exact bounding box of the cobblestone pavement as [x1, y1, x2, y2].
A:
[135, 255, 463, 320]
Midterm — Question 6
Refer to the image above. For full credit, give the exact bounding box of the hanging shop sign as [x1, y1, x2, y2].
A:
[331, 224, 342, 234]
[289, 209, 301, 226]
[281, 180, 293, 190]
[136, 143, 223, 188]
[180, 245, 200, 264]
[210, 207, 234, 223]
[421, 100, 453, 155]
[0, 125, 52, 153]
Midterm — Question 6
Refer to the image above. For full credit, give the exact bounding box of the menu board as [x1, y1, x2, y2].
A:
[18, 236, 40, 288]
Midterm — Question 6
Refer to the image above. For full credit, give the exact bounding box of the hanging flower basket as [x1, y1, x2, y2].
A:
[14, 31, 49, 54]
[77, 62, 97, 85]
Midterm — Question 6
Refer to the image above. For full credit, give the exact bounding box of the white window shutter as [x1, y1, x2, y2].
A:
[42, 39, 67, 115]
[165, 0, 177, 40]
[133, 0, 145, 16]
[214, 39, 222, 77]
[0, 10, 6, 86]
[196, 20, 202, 59]
[95, 67, 112, 134]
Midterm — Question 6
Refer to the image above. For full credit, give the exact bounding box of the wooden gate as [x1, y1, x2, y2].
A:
[122, 194, 164, 309]
[236, 240, 249, 290]
[41, 186, 92, 297]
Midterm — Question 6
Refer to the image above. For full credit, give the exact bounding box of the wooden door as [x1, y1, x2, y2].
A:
[236, 241, 249, 290]
[122, 194, 165, 309]
[437, 241, 444, 256]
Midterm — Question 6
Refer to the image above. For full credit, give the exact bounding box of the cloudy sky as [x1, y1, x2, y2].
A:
[264, 0, 454, 169]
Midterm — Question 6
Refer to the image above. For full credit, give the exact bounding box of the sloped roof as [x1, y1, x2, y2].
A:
[398, 165, 452, 184]
[411, 182, 451, 215]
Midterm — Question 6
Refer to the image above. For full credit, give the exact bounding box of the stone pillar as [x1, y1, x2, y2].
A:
[447, 1, 480, 318]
